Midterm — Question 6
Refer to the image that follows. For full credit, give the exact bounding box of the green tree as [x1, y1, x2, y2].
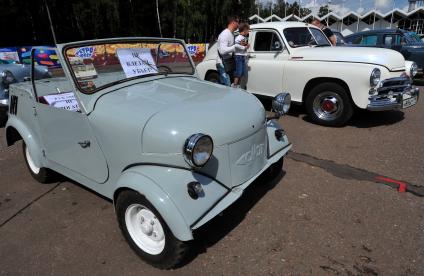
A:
[318, 4, 332, 17]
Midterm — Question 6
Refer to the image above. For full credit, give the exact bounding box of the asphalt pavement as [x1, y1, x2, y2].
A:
[0, 87, 423, 275]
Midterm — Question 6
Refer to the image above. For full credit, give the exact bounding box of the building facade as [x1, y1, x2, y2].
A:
[249, 6, 424, 36]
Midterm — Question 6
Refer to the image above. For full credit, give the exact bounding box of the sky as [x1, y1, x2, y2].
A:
[261, 0, 417, 15]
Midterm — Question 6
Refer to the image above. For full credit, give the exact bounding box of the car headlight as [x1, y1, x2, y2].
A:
[370, 68, 381, 87]
[183, 134, 213, 167]
[410, 62, 418, 77]
[272, 92, 291, 116]
[1, 70, 15, 84]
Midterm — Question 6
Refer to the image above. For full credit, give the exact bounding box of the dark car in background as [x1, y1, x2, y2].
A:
[345, 29, 424, 79]
[0, 61, 50, 126]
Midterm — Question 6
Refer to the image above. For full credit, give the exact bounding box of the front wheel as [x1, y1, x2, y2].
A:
[305, 82, 353, 127]
[116, 190, 190, 269]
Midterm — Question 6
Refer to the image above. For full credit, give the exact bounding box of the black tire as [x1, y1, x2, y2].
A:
[305, 82, 353, 127]
[116, 190, 190, 269]
[22, 142, 55, 183]
[266, 157, 284, 180]
[205, 71, 219, 83]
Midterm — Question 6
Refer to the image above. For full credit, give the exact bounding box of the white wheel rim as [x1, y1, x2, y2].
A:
[25, 146, 40, 174]
[125, 204, 165, 255]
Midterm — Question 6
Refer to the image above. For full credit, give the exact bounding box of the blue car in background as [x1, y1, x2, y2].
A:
[345, 29, 424, 79]
[0, 60, 50, 126]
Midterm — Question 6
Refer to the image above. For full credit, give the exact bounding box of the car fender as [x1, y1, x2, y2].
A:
[196, 59, 216, 80]
[115, 165, 230, 241]
[6, 116, 44, 168]
[284, 61, 390, 109]
[115, 169, 194, 241]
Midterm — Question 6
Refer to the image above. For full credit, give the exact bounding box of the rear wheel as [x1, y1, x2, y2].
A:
[116, 190, 190, 269]
[305, 82, 353, 127]
[23, 142, 55, 183]
[205, 71, 219, 83]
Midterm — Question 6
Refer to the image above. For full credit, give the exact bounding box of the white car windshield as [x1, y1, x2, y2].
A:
[283, 27, 331, 48]
[64, 39, 194, 94]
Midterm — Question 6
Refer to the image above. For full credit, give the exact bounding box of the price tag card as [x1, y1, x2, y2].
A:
[117, 48, 158, 78]
[42, 92, 80, 112]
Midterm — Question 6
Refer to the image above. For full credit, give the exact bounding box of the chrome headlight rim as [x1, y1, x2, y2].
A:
[370, 68, 381, 87]
[272, 92, 291, 116]
[1, 70, 15, 84]
[410, 62, 418, 78]
[183, 133, 214, 168]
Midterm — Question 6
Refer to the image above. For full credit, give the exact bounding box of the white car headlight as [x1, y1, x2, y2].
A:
[370, 68, 381, 87]
[184, 134, 213, 167]
[410, 62, 418, 77]
[1, 70, 15, 84]
[272, 92, 291, 116]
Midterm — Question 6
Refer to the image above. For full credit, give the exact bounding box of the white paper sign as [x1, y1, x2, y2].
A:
[42, 92, 80, 112]
[0, 51, 20, 62]
[117, 48, 158, 78]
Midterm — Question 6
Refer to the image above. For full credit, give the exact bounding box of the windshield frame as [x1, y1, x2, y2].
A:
[62, 38, 196, 95]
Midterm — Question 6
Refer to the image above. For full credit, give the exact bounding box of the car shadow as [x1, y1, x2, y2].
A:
[347, 109, 405, 128]
[177, 170, 286, 268]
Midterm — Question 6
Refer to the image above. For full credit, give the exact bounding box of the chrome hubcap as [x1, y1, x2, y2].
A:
[313, 92, 344, 121]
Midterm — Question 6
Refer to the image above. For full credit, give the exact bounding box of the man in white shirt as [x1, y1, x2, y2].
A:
[216, 16, 248, 86]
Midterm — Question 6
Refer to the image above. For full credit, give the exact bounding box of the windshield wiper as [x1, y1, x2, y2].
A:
[314, 44, 331, 47]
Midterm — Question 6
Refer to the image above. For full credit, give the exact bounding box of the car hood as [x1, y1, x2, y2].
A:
[93, 76, 266, 154]
[293, 46, 405, 71]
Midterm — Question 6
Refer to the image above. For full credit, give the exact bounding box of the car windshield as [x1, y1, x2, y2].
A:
[64, 39, 194, 94]
[283, 27, 331, 48]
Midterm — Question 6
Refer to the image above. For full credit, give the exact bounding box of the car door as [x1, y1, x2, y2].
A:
[246, 29, 287, 97]
[31, 48, 109, 184]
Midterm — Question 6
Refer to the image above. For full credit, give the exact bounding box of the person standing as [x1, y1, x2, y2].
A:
[233, 23, 250, 88]
[311, 19, 337, 46]
[216, 16, 248, 86]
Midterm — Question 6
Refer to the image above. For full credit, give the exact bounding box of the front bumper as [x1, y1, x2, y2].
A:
[191, 141, 292, 230]
[367, 82, 420, 111]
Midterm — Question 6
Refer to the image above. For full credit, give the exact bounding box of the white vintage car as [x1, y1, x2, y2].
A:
[196, 22, 420, 126]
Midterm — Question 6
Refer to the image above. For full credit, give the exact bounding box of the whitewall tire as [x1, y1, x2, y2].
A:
[116, 190, 190, 269]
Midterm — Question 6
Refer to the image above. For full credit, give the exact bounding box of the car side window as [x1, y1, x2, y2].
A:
[254, 31, 283, 52]
[360, 35, 378, 46]
[384, 34, 402, 46]
[384, 35, 393, 46]
[32, 48, 80, 112]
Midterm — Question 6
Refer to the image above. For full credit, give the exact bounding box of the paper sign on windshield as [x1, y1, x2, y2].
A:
[117, 48, 158, 78]
[42, 92, 80, 112]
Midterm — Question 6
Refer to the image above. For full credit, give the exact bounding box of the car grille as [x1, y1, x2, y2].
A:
[377, 77, 411, 96]
[228, 126, 267, 187]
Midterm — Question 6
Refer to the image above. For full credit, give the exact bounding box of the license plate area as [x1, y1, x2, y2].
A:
[402, 94, 417, 109]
